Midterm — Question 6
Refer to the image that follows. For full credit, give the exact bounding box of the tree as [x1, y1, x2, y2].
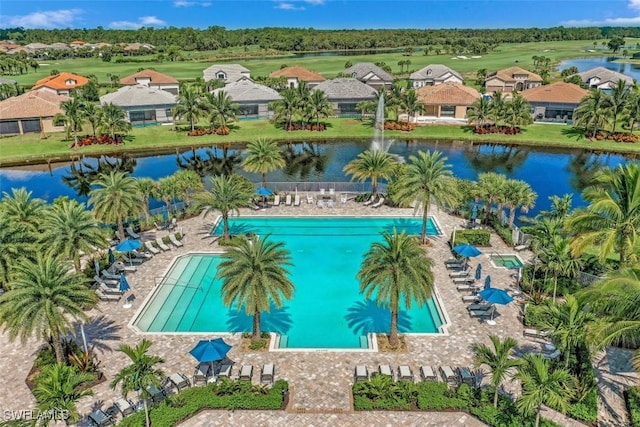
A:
[476, 172, 507, 222]
[504, 94, 533, 131]
[173, 86, 207, 132]
[490, 91, 507, 124]
[607, 37, 625, 53]
[0, 187, 45, 232]
[156, 176, 179, 214]
[392, 151, 460, 244]
[401, 89, 423, 121]
[89, 171, 142, 241]
[467, 96, 494, 128]
[343, 149, 395, 198]
[216, 235, 294, 341]
[358, 229, 434, 347]
[206, 90, 238, 129]
[305, 89, 333, 127]
[242, 138, 285, 188]
[81, 102, 102, 138]
[539, 234, 583, 301]
[34, 363, 94, 425]
[136, 177, 157, 224]
[172, 169, 203, 207]
[609, 79, 630, 133]
[515, 354, 574, 427]
[0, 256, 96, 362]
[475, 68, 488, 88]
[111, 339, 164, 427]
[624, 90, 640, 134]
[194, 174, 254, 240]
[270, 88, 298, 129]
[574, 89, 609, 138]
[100, 103, 131, 139]
[0, 211, 36, 288]
[41, 199, 107, 271]
[502, 179, 537, 226]
[472, 335, 521, 407]
[60, 98, 84, 146]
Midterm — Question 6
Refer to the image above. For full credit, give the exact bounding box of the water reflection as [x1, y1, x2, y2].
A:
[61, 156, 137, 197]
[567, 151, 607, 192]
[282, 142, 329, 180]
[463, 144, 530, 174]
[176, 146, 241, 177]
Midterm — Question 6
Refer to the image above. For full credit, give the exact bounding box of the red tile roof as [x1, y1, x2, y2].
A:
[490, 66, 543, 83]
[32, 72, 88, 91]
[120, 69, 179, 85]
[416, 82, 480, 106]
[521, 82, 589, 104]
[269, 66, 326, 81]
[0, 91, 69, 119]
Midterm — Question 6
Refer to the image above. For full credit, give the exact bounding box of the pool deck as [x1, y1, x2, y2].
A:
[0, 200, 634, 426]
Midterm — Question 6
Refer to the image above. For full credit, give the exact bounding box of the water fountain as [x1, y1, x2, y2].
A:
[370, 92, 405, 163]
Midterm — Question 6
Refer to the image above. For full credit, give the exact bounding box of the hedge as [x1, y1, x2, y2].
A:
[626, 387, 640, 426]
[453, 229, 491, 247]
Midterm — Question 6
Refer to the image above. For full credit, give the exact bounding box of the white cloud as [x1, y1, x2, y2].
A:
[630, 0, 640, 10]
[274, 0, 325, 10]
[304, 0, 325, 5]
[562, 15, 640, 26]
[276, 2, 305, 10]
[173, 0, 211, 7]
[140, 16, 166, 26]
[109, 16, 166, 29]
[0, 9, 82, 29]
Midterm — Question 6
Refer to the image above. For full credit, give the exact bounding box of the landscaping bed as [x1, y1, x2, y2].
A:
[626, 387, 640, 426]
[74, 134, 123, 147]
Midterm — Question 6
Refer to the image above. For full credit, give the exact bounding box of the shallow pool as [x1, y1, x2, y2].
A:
[490, 254, 524, 269]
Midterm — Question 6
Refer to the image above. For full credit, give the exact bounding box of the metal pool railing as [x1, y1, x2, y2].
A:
[256, 182, 387, 194]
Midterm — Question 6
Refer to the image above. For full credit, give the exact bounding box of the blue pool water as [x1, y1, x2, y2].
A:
[133, 216, 444, 348]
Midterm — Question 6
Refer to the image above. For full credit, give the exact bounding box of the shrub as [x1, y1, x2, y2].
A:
[353, 395, 374, 411]
[415, 382, 469, 410]
[473, 124, 523, 135]
[626, 387, 640, 426]
[454, 229, 491, 246]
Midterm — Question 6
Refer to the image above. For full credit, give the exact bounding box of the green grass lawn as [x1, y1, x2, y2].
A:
[2, 119, 639, 167]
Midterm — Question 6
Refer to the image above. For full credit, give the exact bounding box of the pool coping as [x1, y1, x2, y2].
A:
[487, 253, 526, 270]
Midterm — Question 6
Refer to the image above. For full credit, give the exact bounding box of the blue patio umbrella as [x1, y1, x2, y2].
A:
[108, 248, 115, 264]
[119, 274, 131, 293]
[453, 244, 482, 258]
[479, 287, 514, 305]
[256, 187, 273, 196]
[162, 206, 169, 221]
[475, 264, 482, 280]
[189, 338, 232, 364]
[95, 259, 100, 276]
[484, 275, 492, 290]
[471, 204, 478, 220]
[116, 239, 142, 252]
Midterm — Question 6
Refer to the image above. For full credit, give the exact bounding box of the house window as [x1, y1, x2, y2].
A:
[216, 72, 226, 80]
[0, 120, 20, 134]
[65, 79, 76, 86]
[21, 119, 41, 133]
[238, 105, 259, 116]
[129, 110, 156, 123]
[338, 103, 357, 113]
[440, 105, 455, 117]
[426, 69, 432, 76]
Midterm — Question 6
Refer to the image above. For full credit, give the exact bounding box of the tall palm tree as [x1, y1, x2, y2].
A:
[392, 151, 460, 243]
[574, 89, 610, 138]
[609, 79, 630, 133]
[490, 91, 507, 125]
[206, 90, 238, 129]
[34, 363, 94, 425]
[270, 88, 298, 129]
[0, 256, 97, 362]
[216, 235, 294, 341]
[504, 94, 533, 131]
[358, 230, 434, 347]
[539, 234, 583, 301]
[172, 169, 203, 207]
[110, 339, 164, 427]
[502, 179, 537, 226]
[472, 335, 521, 407]
[624, 89, 640, 134]
[401, 89, 424, 122]
[467, 96, 494, 128]
[242, 138, 285, 188]
[343, 149, 395, 198]
[305, 89, 333, 127]
[156, 176, 179, 214]
[89, 171, 142, 241]
[515, 354, 574, 427]
[173, 86, 207, 132]
[295, 82, 312, 127]
[100, 103, 131, 139]
[135, 178, 157, 224]
[194, 174, 254, 240]
[40, 199, 107, 271]
[0, 187, 45, 232]
[0, 212, 36, 288]
[477, 172, 508, 222]
[81, 102, 102, 138]
[60, 98, 84, 146]
[567, 163, 640, 267]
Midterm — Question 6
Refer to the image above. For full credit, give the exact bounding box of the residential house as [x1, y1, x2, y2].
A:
[0, 90, 68, 135]
[203, 64, 251, 84]
[313, 78, 377, 116]
[521, 82, 589, 122]
[69, 40, 86, 48]
[409, 64, 463, 88]
[343, 62, 394, 91]
[269, 66, 325, 89]
[32, 72, 89, 96]
[120, 69, 180, 95]
[415, 82, 480, 120]
[211, 79, 282, 119]
[100, 85, 177, 126]
[485, 67, 543, 94]
[575, 67, 634, 90]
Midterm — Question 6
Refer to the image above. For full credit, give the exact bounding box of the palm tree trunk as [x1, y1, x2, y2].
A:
[371, 177, 378, 198]
[262, 172, 267, 188]
[73, 255, 81, 272]
[389, 309, 399, 347]
[53, 336, 65, 363]
[508, 207, 516, 227]
[493, 387, 499, 407]
[535, 407, 541, 427]
[222, 214, 230, 240]
[190, 118, 195, 132]
[252, 307, 261, 342]
[552, 276, 558, 302]
[421, 202, 430, 244]
[117, 218, 125, 242]
[144, 399, 150, 427]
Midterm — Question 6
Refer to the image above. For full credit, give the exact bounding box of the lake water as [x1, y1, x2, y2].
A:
[558, 57, 640, 81]
[0, 140, 632, 219]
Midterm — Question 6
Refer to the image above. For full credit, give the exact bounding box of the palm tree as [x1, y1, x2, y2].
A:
[89, 171, 142, 241]
[295, 82, 312, 127]
[111, 339, 165, 427]
[305, 89, 333, 127]
[41, 199, 107, 271]
[504, 94, 533, 131]
[0, 187, 45, 232]
[156, 176, 179, 215]
[574, 89, 610, 138]
[515, 354, 574, 427]
[60, 98, 84, 146]
[609, 80, 630, 133]
[194, 174, 254, 240]
[216, 235, 294, 341]
[172, 169, 203, 207]
[0, 256, 97, 362]
[401, 89, 424, 122]
[624, 89, 640, 134]
[477, 172, 507, 221]
[567, 163, 640, 267]
[490, 91, 507, 125]
[539, 234, 583, 301]
[173, 86, 207, 132]
[358, 230, 434, 347]
[100, 103, 131, 140]
[392, 151, 460, 243]
[0, 212, 36, 288]
[206, 90, 238, 129]
[242, 138, 285, 188]
[136, 178, 157, 224]
[502, 179, 537, 226]
[81, 102, 102, 138]
[270, 88, 298, 129]
[472, 335, 521, 407]
[34, 363, 94, 425]
[343, 149, 395, 198]
[467, 96, 494, 128]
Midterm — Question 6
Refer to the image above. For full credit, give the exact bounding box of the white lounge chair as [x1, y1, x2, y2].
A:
[462, 295, 481, 303]
[453, 277, 475, 285]
[122, 255, 145, 265]
[97, 291, 121, 302]
[329, 188, 335, 196]
[317, 200, 325, 209]
[371, 197, 385, 208]
[306, 195, 314, 204]
[217, 364, 232, 379]
[449, 270, 469, 278]
[398, 365, 414, 381]
[515, 243, 530, 251]
[376, 364, 393, 380]
[340, 194, 348, 204]
[239, 365, 253, 381]
[145, 241, 160, 254]
[363, 195, 375, 206]
[293, 195, 300, 206]
[98, 283, 123, 295]
[169, 233, 184, 248]
[260, 364, 275, 385]
[420, 366, 438, 382]
[168, 373, 190, 390]
[524, 328, 549, 339]
[126, 227, 140, 239]
[94, 275, 118, 287]
[327, 200, 335, 208]
[273, 195, 280, 206]
[354, 365, 369, 382]
[156, 238, 171, 251]
[457, 284, 480, 293]
[115, 398, 135, 417]
[285, 194, 292, 206]
[439, 366, 457, 385]
[193, 362, 211, 385]
[320, 188, 325, 196]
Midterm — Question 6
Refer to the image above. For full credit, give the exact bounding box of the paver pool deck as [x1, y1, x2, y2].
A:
[0, 200, 634, 426]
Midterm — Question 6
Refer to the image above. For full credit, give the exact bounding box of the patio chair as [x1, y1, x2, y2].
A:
[453, 277, 475, 285]
[461, 295, 481, 303]
[439, 366, 458, 386]
[154, 221, 168, 231]
[466, 303, 493, 312]
[363, 195, 375, 206]
[126, 227, 140, 239]
[514, 243, 530, 251]
[444, 258, 462, 265]
[97, 283, 123, 296]
[398, 365, 414, 382]
[458, 367, 477, 388]
[122, 255, 145, 265]
[273, 195, 280, 206]
[354, 365, 369, 382]
[101, 269, 120, 280]
[375, 364, 393, 380]
[145, 241, 160, 255]
[371, 197, 385, 208]
[285, 194, 292, 206]
[340, 194, 348, 204]
[317, 200, 325, 209]
[420, 366, 438, 382]
[217, 364, 232, 379]
[88, 409, 114, 426]
[327, 200, 335, 208]
[469, 305, 496, 319]
[114, 398, 135, 417]
[94, 275, 119, 287]
[112, 261, 137, 272]
[456, 284, 480, 293]
[524, 328, 549, 339]
[306, 194, 314, 204]
[169, 233, 184, 248]
[155, 238, 171, 251]
[193, 362, 211, 386]
[97, 291, 121, 302]
[293, 194, 301, 206]
[146, 384, 165, 403]
[448, 270, 469, 278]
[260, 363, 275, 385]
[132, 251, 152, 260]
[239, 365, 253, 381]
[168, 373, 191, 391]
[329, 188, 335, 196]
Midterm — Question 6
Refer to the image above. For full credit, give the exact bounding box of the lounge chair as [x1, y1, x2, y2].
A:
[114, 398, 135, 417]
[145, 241, 160, 255]
[155, 238, 171, 251]
[514, 243, 530, 251]
[462, 295, 481, 303]
[354, 365, 369, 382]
[524, 328, 549, 339]
[420, 366, 438, 382]
[285, 194, 292, 206]
[98, 283, 123, 295]
[168, 373, 190, 391]
[340, 194, 348, 204]
[239, 365, 253, 381]
[398, 365, 414, 381]
[126, 227, 140, 239]
[160, 377, 176, 396]
[169, 233, 184, 248]
[439, 366, 457, 386]
[112, 261, 137, 272]
[273, 195, 280, 206]
[453, 277, 475, 285]
[154, 221, 168, 231]
[329, 188, 335, 196]
[458, 367, 477, 387]
[467, 303, 493, 312]
[317, 200, 325, 209]
[448, 270, 469, 278]
[122, 255, 145, 265]
[88, 409, 114, 426]
[327, 200, 335, 208]
[217, 364, 232, 379]
[456, 284, 480, 293]
[320, 188, 325, 196]
[543, 349, 561, 360]
[94, 275, 118, 287]
[97, 291, 121, 302]
[444, 258, 462, 265]
[375, 364, 393, 380]
[101, 269, 120, 280]
[169, 218, 177, 231]
[371, 197, 385, 208]
[193, 363, 212, 386]
[469, 305, 496, 319]
[363, 195, 375, 206]
[293, 194, 301, 206]
[132, 251, 152, 260]
[306, 195, 314, 204]
[260, 363, 275, 385]
[146, 384, 165, 403]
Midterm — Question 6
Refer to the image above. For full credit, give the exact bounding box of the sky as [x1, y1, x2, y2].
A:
[1, 0, 639, 30]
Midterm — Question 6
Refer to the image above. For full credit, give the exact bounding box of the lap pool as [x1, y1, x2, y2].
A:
[132, 217, 445, 349]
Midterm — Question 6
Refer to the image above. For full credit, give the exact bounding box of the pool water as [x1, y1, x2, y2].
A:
[133, 217, 444, 349]
[490, 254, 524, 269]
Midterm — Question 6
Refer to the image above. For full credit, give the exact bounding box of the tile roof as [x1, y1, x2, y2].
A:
[100, 85, 177, 107]
[343, 62, 394, 82]
[0, 90, 69, 120]
[415, 82, 480, 106]
[269, 66, 326, 81]
[489, 67, 542, 83]
[410, 64, 462, 81]
[576, 67, 634, 85]
[313, 78, 378, 100]
[32, 72, 89, 91]
[203, 64, 251, 83]
[0, 77, 17, 85]
[120, 69, 179, 85]
[521, 82, 589, 104]
[212, 80, 282, 102]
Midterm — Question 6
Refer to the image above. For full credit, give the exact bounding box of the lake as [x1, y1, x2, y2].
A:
[558, 56, 640, 81]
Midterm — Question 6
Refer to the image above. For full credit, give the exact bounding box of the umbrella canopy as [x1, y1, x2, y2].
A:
[453, 244, 482, 258]
[475, 264, 482, 280]
[256, 187, 273, 196]
[108, 248, 115, 264]
[484, 275, 492, 290]
[116, 239, 142, 252]
[189, 338, 232, 363]
[471, 205, 478, 220]
[162, 206, 169, 221]
[119, 274, 131, 293]
[479, 288, 513, 305]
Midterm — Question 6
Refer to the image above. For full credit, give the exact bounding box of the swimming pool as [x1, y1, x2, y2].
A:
[133, 216, 445, 349]
[490, 254, 524, 269]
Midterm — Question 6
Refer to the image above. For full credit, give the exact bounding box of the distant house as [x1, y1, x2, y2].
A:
[0, 90, 68, 135]
[32, 72, 89, 96]
[415, 82, 480, 120]
[70, 40, 86, 48]
[521, 82, 589, 122]
[100, 85, 177, 126]
[203, 64, 251, 84]
[343, 62, 394, 91]
[212, 79, 282, 119]
[313, 78, 377, 116]
[575, 67, 634, 90]
[485, 67, 543, 94]
[409, 64, 463, 88]
[120, 69, 179, 95]
[269, 66, 325, 89]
